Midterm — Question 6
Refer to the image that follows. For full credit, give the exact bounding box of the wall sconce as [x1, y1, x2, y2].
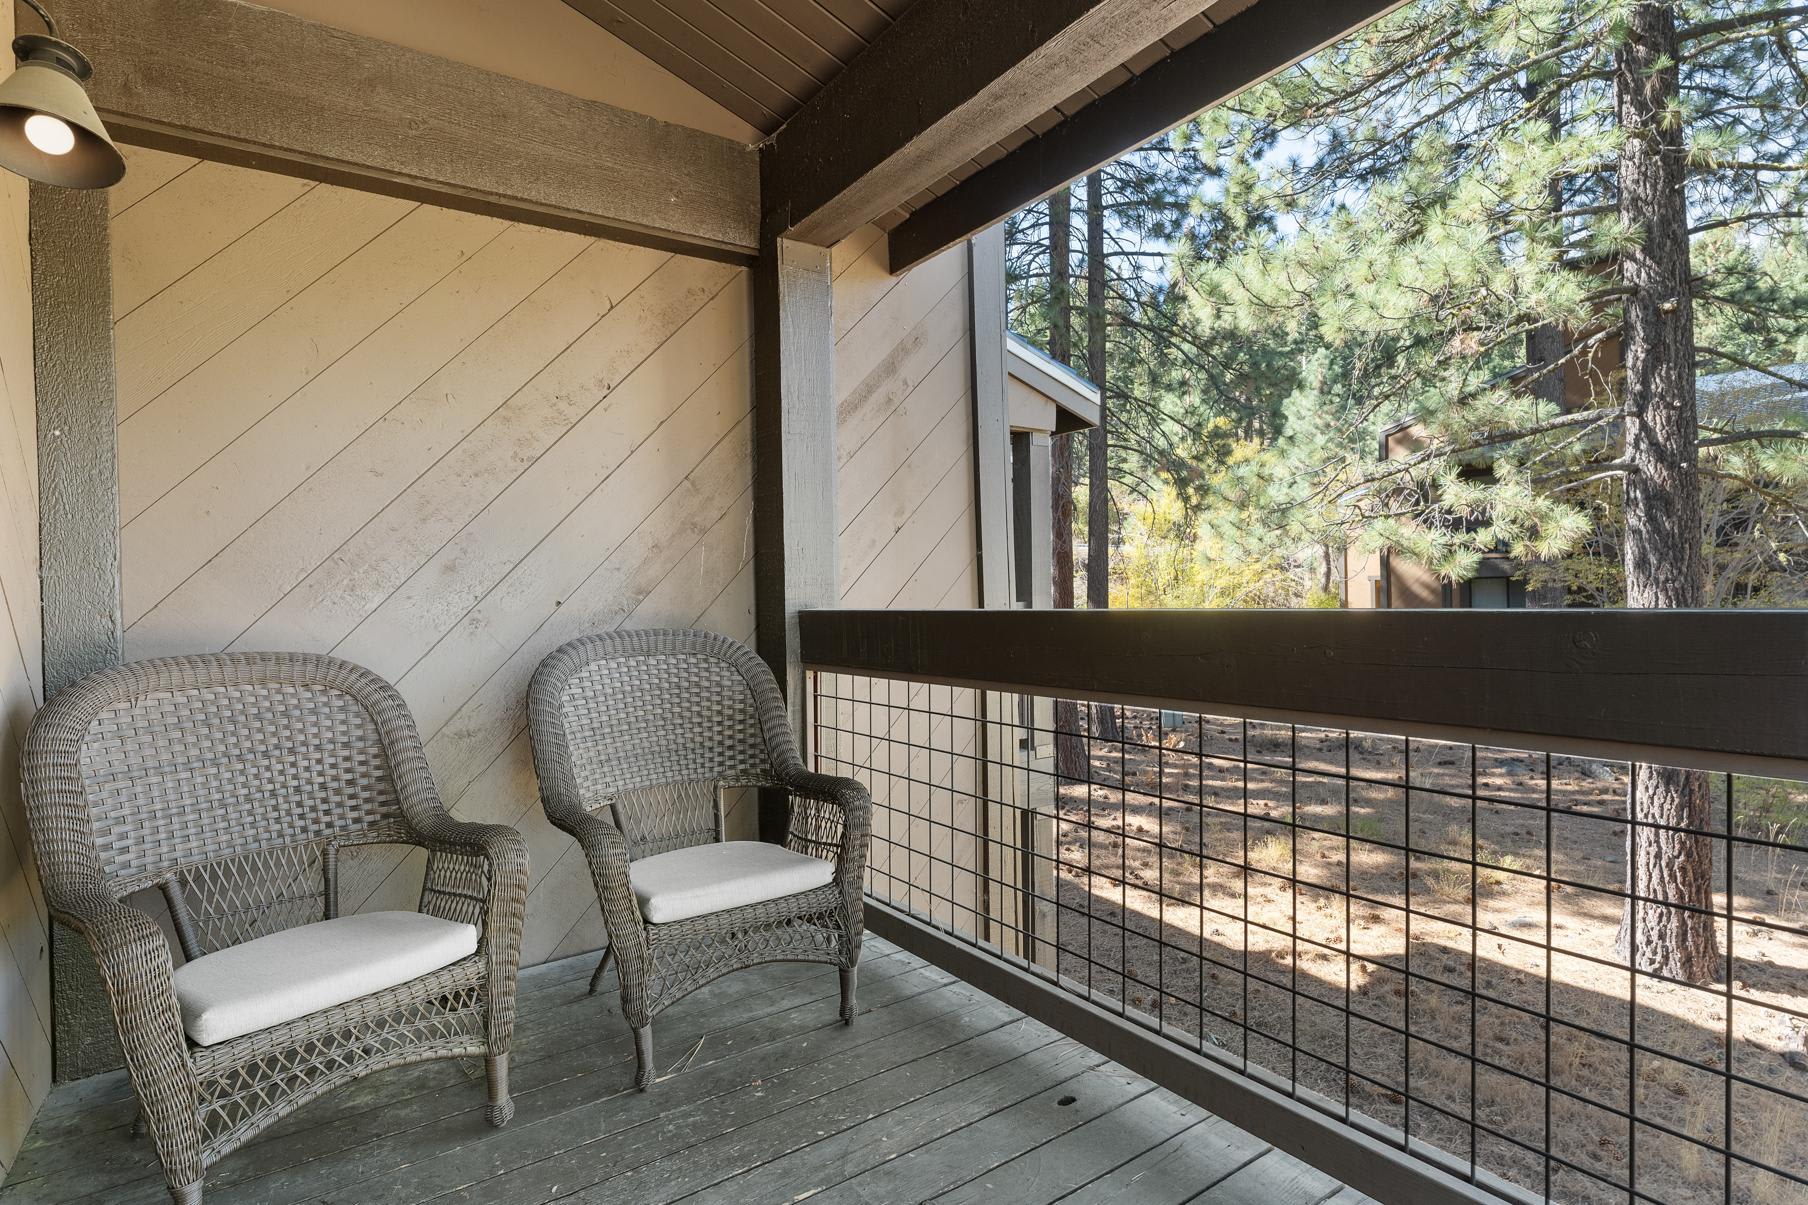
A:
[0, 0, 123, 188]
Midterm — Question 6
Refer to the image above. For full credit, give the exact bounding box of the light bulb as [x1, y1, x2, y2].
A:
[24, 113, 74, 156]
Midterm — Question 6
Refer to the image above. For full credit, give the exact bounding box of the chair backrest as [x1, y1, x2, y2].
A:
[24, 653, 420, 954]
[529, 629, 797, 859]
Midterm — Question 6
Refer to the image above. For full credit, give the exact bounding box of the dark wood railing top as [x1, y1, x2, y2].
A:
[800, 608, 1808, 777]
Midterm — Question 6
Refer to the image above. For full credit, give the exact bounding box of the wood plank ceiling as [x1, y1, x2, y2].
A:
[562, 0, 1253, 230]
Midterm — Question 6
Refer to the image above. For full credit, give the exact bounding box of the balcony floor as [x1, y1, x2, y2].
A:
[3, 938, 1371, 1204]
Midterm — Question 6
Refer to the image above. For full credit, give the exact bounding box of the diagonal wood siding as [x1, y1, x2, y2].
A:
[833, 226, 976, 612]
[0, 0, 50, 1167]
[102, 142, 976, 984]
[542, 223, 981, 961]
[827, 228, 983, 943]
[110, 145, 981, 974]
[114, 145, 757, 967]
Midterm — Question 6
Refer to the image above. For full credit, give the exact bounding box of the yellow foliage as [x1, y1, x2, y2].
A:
[1108, 488, 1306, 608]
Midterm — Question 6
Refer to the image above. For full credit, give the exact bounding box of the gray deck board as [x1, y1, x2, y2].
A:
[937, 1090, 1218, 1205]
[4, 940, 1360, 1204]
[1054, 1115, 1270, 1204]
[1193, 1147, 1346, 1204]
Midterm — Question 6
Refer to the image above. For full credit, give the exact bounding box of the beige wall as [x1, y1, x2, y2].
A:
[827, 229, 983, 934]
[833, 227, 978, 610]
[262, 0, 759, 144]
[110, 145, 985, 973]
[114, 144, 757, 966]
[111, 147, 983, 977]
[0, 0, 50, 1170]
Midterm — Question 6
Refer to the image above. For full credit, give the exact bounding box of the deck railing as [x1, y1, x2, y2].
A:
[802, 609, 1808, 1205]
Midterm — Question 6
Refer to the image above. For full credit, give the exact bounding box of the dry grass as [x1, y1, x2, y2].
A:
[1044, 726, 1808, 1205]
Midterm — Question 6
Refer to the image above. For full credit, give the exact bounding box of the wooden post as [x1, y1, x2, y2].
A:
[753, 235, 835, 842]
[30, 182, 125, 1079]
[968, 225, 1011, 611]
[965, 225, 1016, 948]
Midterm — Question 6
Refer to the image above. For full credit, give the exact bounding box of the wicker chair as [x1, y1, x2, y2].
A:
[21, 653, 529, 1205]
[528, 629, 870, 1090]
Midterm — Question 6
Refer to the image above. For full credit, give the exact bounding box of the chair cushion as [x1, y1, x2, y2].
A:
[173, 911, 478, 1047]
[630, 840, 836, 924]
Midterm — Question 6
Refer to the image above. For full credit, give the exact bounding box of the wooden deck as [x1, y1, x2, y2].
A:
[2, 939, 1370, 1204]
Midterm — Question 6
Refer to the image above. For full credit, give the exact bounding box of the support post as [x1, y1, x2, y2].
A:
[31, 182, 125, 1079]
[966, 225, 1015, 948]
[968, 225, 1011, 610]
[753, 235, 835, 842]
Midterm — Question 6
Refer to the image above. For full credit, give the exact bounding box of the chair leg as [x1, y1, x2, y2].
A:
[169, 1182, 203, 1204]
[840, 966, 858, 1025]
[633, 1025, 654, 1091]
[588, 946, 614, 996]
[485, 1054, 514, 1126]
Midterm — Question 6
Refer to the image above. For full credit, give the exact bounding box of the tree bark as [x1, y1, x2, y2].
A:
[1085, 170, 1110, 614]
[1613, 1, 1720, 984]
[1047, 188, 1087, 781]
[1522, 57, 1571, 609]
[1084, 171, 1121, 744]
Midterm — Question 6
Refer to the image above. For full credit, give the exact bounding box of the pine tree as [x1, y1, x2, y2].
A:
[1178, 0, 1808, 982]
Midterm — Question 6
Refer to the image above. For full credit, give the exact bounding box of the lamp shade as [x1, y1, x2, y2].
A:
[0, 34, 123, 189]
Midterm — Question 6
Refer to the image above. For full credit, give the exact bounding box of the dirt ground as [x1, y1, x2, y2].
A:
[1047, 713, 1808, 1205]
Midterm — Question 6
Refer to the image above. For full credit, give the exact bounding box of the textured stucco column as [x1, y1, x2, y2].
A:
[31, 181, 125, 1080]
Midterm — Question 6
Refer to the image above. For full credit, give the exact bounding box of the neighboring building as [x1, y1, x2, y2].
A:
[1001, 332, 1099, 771]
[1345, 360, 1807, 609]
[1342, 417, 1527, 609]
[1695, 361, 1808, 427]
[1003, 331, 1101, 612]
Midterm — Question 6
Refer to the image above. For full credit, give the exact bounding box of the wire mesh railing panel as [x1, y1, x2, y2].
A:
[811, 671, 1808, 1205]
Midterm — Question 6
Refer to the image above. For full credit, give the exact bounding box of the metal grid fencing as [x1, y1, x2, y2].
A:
[811, 671, 1808, 1205]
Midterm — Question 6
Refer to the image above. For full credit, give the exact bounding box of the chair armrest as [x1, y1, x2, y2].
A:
[49, 880, 201, 1161]
[545, 805, 646, 950]
[777, 769, 872, 880]
[413, 819, 530, 956]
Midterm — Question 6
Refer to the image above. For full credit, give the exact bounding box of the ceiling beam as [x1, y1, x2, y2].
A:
[887, 0, 1410, 273]
[761, 0, 1208, 247]
[54, 0, 760, 262]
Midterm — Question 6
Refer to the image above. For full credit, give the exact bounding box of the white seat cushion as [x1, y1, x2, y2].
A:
[630, 840, 836, 925]
[173, 911, 478, 1047]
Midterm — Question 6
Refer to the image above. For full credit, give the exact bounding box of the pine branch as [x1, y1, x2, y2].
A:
[1689, 209, 1806, 235]
[1700, 159, 1808, 173]
[1547, 466, 1632, 492]
[1333, 406, 1622, 498]
[1677, 5, 1808, 44]
[1698, 429, 1808, 448]
[1697, 346, 1808, 390]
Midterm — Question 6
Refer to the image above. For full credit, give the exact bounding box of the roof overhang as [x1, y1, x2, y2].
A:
[1007, 334, 1100, 434]
[568, 0, 1409, 271]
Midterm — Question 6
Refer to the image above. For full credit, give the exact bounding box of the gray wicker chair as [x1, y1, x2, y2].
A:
[528, 629, 869, 1089]
[21, 653, 529, 1205]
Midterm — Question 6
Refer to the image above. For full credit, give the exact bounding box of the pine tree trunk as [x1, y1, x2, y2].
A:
[1085, 171, 1110, 615]
[1522, 59, 1569, 609]
[1613, 2, 1719, 984]
[1084, 171, 1121, 745]
[1047, 189, 1087, 781]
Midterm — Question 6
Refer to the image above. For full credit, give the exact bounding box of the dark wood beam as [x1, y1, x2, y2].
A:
[762, 0, 1207, 247]
[753, 237, 836, 838]
[800, 608, 1808, 777]
[887, 0, 1410, 272]
[54, 0, 760, 262]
